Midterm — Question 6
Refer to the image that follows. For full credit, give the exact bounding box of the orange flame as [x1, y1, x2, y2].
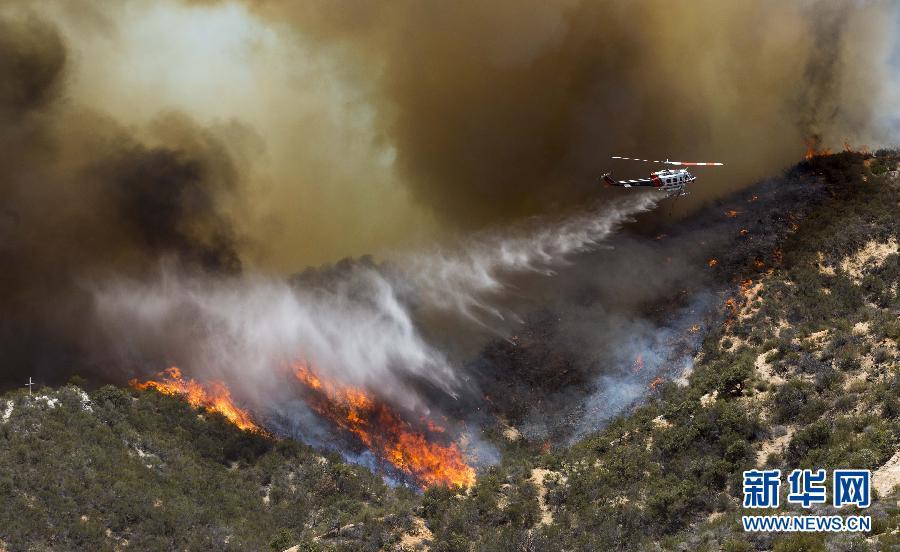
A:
[805, 136, 832, 160]
[722, 296, 738, 328]
[802, 136, 871, 159]
[631, 354, 645, 374]
[842, 140, 869, 154]
[804, 147, 819, 160]
[649, 376, 665, 390]
[724, 210, 740, 218]
[130, 367, 262, 433]
[740, 279, 754, 293]
[739, 228, 749, 236]
[754, 258, 766, 270]
[707, 258, 718, 267]
[724, 297, 738, 318]
[293, 363, 475, 489]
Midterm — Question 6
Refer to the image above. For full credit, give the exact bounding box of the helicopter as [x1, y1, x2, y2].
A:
[602, 156, 724, 198]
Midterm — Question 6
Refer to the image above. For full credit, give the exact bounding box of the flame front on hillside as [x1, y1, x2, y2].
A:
[293, 363, 475, 489]
[805, 137, 832, 160]
[805, 137, 870, 160]
[130, 367, 262, 433]
[131, 364, 476, 488]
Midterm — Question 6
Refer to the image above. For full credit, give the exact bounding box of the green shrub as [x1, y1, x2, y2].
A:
[723, 540, 753, 552]
[786, 422, 832, 467]
[771, 380, 814, 423]
[773, 532, 826, 552]
[268, 528, 298, 550]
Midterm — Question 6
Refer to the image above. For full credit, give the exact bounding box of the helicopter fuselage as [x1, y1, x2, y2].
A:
[650, 168, 695, 193]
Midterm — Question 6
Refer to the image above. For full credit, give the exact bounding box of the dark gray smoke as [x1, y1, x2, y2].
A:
[0, 13, 247, 385]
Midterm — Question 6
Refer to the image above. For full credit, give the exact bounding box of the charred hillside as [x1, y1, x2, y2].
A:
[0, 151, 897, 552]
[451, 158, 833, 444]
[427, 151, 897, 552]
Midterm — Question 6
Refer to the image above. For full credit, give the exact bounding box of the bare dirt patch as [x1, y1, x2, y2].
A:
[651, 415, 672, 430]
[755, 349, 785, 386]
[840, 238, 898, 284]
[873, 449, 900, 497]
[502, 424, 521, 442]
[397, 517, 433, 551]
[756, 427, 795, 467]
[530, 468, 563, 526]
[816, 251, 836, 276]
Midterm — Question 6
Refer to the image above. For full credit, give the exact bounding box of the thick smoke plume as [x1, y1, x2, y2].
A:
[242, 0, 900, 229]
[0, 11, 248, 386]
[5, 1, 899, 271]
[93, 195, 656, 415]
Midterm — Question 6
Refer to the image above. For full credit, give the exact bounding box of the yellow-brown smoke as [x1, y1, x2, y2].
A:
[10, 0, 900, 269]
[236, 0, 898, 234]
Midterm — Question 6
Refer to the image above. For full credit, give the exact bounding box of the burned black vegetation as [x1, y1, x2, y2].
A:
[455, 160, 832, 445]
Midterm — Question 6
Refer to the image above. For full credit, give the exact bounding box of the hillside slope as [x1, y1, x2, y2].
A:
[417, 152, 899, 551]
[1, 151, 897, 552]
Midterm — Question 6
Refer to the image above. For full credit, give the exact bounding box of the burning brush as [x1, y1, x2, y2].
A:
[133, 365, 476, 489]
[292, 363, 475, 489]
[130, 367, 262, 433]
[804, 137, 869, 160]
[630, 354, 645, 374]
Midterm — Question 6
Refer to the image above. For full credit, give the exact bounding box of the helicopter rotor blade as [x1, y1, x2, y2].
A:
[611, 156, 666, 164]
[665, 161, 725, 166]
[611, 156, 724, 167]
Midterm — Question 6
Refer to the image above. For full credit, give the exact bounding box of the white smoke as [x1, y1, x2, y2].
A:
[569, 291, 714, 442]
[93, 193, 658, 415]
[96, 266, 454, 413]
[394, 194, 659, 322]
